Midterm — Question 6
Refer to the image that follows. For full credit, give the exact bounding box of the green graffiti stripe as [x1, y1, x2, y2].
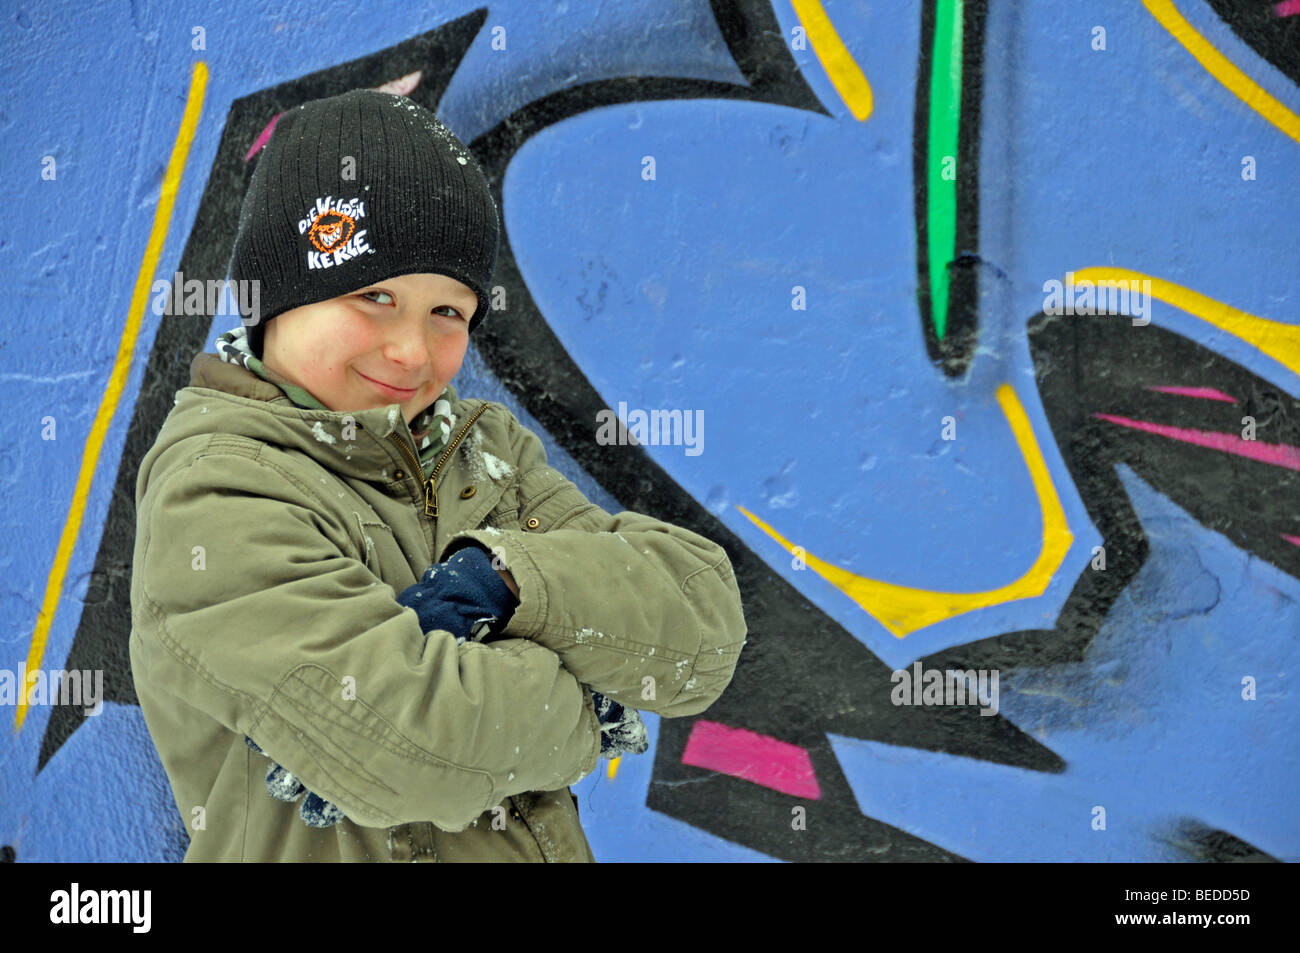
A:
[927, 0, 963, 341]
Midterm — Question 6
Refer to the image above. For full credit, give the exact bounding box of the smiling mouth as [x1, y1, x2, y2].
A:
[357, 370, 419, 394]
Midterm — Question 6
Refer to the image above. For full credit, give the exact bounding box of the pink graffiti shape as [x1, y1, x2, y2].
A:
[373, 71, 423, 96]
[244, 113, 284, 163]
[681, 719, 821, 799]
[1282, 534, 1300, 548]
[1091, 413, 1300, 471]
[243, 74, 420, 163]
[1274, 1, 1300, 17]
[1145, 385, 1238, 403]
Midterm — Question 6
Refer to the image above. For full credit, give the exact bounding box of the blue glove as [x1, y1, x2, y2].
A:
[396, 544, 518, 643]
[589, 689, 649, 758]
[244, 736, 345, 828]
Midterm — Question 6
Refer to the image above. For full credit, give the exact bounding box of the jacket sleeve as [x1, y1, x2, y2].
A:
[439, 409, 748, 718]
[130, 450, 602, 833]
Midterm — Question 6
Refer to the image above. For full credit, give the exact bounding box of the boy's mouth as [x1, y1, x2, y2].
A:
[356, 369, 419, 397]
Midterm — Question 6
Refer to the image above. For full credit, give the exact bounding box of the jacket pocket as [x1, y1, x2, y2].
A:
[434, 478, 515, 560]
[353, 514, 408, 587]
[514, 466, 597, 533]
[481, 485, 521, 532]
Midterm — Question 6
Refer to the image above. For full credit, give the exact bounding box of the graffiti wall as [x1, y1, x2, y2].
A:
[1, 0, 1296, 863]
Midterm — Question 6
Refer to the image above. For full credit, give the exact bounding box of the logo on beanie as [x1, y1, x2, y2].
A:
[298, 195, 373, 270]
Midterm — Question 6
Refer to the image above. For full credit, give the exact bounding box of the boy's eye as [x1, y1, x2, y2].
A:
[360, 291, 463, 319]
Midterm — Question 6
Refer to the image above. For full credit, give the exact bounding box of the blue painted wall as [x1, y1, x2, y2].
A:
[1, 0, 1296, 862]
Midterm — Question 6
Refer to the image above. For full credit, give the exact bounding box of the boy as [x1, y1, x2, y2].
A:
[129, 89, 747, 862]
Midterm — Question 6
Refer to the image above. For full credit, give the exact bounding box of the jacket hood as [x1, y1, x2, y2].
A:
[162, 351, 469, 483]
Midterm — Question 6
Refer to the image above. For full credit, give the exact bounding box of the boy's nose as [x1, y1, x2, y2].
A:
[380, 316, 434, 369]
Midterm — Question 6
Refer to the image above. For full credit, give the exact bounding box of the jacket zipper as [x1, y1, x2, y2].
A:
[386, 403, 491, 519]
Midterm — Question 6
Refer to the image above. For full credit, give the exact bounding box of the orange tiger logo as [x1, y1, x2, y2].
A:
[308, 210, 356, 253]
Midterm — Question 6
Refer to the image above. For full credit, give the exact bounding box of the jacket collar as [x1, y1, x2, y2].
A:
[181, 351, 465, 481]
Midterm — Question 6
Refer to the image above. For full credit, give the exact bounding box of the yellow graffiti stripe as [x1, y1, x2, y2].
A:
[15, 62, 209, 732]
[791, 0, 873, 120]
[1143, 0, 1300, 145]
[737, 383, 1072, 637]
[1072, 267, 1300, 377]
[607, 756, 620, 780]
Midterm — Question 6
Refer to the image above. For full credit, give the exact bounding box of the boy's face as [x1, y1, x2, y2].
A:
[260, 272, 477, 427]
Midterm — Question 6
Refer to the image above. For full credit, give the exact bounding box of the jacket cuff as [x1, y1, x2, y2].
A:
[438, 529, 550, 640]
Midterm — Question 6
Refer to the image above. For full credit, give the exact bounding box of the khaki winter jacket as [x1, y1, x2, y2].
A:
[129, 351, 747, 862]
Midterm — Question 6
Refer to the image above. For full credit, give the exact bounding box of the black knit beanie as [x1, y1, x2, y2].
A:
[227, 89, 500, 358]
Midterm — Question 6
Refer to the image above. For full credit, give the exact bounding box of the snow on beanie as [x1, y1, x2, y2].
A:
[227, 88, 501, 358]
